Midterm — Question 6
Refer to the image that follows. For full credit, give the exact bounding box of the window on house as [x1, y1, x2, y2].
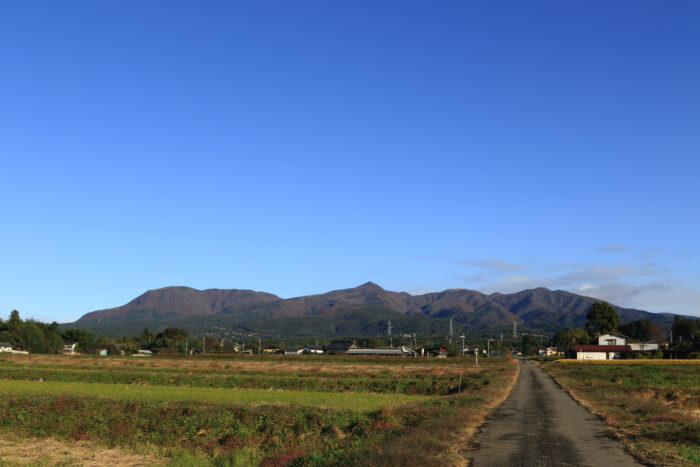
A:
[605, 339, 616, 345]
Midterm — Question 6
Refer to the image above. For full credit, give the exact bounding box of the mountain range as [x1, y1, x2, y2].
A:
[70, 282, 680, 338]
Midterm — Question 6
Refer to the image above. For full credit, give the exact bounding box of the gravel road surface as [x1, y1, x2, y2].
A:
[469, 360, 641, 466]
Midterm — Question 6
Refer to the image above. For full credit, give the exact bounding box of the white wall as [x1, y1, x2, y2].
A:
[629, 343, 659, 351]
[577, 351, 607, 360]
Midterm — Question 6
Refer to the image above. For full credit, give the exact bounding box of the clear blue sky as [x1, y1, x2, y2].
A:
[1, 1, 698, 322]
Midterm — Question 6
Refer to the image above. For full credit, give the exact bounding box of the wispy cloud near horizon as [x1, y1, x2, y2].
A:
[449, 248, 699, 316]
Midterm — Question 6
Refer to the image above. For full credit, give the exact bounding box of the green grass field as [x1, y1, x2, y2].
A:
[0, 379, 425, 411]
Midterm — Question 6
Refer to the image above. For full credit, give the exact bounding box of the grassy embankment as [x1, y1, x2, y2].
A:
[0, 354, 518, 466]
[542, 360, 700, 466]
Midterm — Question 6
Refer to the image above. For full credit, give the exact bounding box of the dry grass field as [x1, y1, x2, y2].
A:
[542, 360, 700, 466]
[0, 354, 518, 466]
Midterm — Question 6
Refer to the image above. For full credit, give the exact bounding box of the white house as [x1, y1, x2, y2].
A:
[63, 343, 78, 355]
[0, 342, 13, 353]
[597, 333, 660, 353]
[575, 344, 631, 360]
[597, 333, 627, 346]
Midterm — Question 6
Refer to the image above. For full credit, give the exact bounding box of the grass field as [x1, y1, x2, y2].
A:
[0, 380, 425, 411]
[0, 354, 518, 466]
[542, 360, 700, 466]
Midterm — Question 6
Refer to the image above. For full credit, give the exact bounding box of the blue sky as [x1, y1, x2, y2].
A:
[1, 1, 699, 322]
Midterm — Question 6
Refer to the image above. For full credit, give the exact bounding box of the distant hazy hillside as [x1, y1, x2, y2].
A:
[72, 282, 679, 337]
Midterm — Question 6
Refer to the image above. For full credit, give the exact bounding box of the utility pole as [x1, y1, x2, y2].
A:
[202, 335, 205, 354]
[449, 317, 454, 344]
[513, 320, 517, 339]
[185, 339, 188, 356]
[258, 336, 261, 355]
[388, 321, 392, 347]
[460, 334, 465, 356]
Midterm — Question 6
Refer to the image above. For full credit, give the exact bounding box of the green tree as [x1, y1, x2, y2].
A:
[161, 328, 188, 341]
[7, 310, 22, 338]
[585, 302, 620, 336]
[62, 328, 97, 354]
[45, 332, 64, 354]
[521, 334, 540, 355]
[222, 338, 237, 352]
[672, 316, 699, 342]
[619, 319, 653, 341]
[204, 335, 222, 353]
[140, 328, 153, 347]
[19, 322, 45, 353]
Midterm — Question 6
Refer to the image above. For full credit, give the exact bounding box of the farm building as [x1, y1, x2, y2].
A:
[284, 346, 324, 355]
[345, 346, 415, 357]
[574, 344, 631, 360]
[539, 347, 563, 357]
[325, 340, 359, 354]
[63, 342, 78, 355]
[0, 342, 13, 353]
[422, 346, 448, 358]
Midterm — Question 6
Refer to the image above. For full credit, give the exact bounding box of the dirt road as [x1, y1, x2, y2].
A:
[469, 360, 641, 466]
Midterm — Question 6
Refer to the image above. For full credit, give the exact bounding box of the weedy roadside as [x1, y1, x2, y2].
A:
[542, 361, 700, 466]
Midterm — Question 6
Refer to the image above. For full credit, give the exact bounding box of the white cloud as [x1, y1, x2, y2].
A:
[451, 254, 700, 316]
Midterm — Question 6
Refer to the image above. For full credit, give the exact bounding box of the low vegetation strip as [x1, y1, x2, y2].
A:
[542, 361, 700, 466]
[0, 380, 423, 411]
[0, 366, 458, 395]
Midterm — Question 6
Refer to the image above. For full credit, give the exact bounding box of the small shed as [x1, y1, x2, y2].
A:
[0, 342, 13, 353]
